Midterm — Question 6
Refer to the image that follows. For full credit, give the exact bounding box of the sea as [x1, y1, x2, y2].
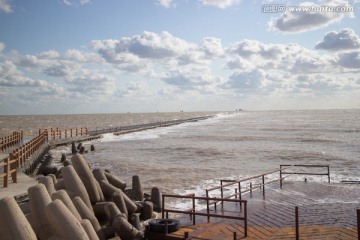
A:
[1, 109, 360, 208]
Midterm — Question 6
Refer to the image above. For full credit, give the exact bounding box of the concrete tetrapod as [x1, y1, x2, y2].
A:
[100, 180, 137, 214]
[81, 219, 100, 240]
[112, 215, 141, 240]
[38, 176, 56, 196]
[62, 165, 93, 211]
[71, 154, 102, 204]
[131, 175, 143, 202]
[151, 187, 162, 212]
[45, 199, 89, 240]
[51, 190, 82, 221]
[0, 196, 37, 240]
[93, 168, 108, 183]
[28, 184, 53, 240]
[112, 191, 128, 218]
[72, 196, 106, 240]
[104, 202, 126, 226]
[105, 171, 126, 190]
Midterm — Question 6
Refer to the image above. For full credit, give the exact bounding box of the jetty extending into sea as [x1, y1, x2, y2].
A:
[1, 115, 360, 239]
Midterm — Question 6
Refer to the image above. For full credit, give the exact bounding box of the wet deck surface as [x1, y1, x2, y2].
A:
[169, 181, 360, 239]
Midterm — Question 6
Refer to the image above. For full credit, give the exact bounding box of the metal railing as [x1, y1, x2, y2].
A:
[206, 167, 292, 207]
[162, 193, 248, 238]
[280, 164, 330, 185]
[206, 165, 331, 206]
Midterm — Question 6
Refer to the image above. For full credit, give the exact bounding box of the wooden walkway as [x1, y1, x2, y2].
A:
[170, 181, 360, 239]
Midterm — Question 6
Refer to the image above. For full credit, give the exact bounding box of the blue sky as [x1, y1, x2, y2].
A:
[0, 0, 359, 114]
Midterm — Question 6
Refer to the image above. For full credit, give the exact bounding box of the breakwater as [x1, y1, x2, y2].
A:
[0, 115, 214, 188]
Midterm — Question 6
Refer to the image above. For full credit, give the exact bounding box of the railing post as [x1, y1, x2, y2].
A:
[238, 182, 242, 206]
[244, 200, 247, 237]
[295, 206, 299, 240]
[192, 194, 196, 225]
[280, 165, 283, 189]
[250, 182, 252, 196]
[327, 165, 330, 183]
[357, 209, 360, 240]
[220, 180, 224, 207]
[206, 190, 210, 222]
[162, 195, 165, 219]
[262, 175, 265, 196]
[3, 157, 8, 187]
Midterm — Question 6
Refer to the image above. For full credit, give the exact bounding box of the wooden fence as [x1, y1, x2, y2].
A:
[40, 128, 88, 141]
[1, 131, 48, 187]
[0, 156, 17, 188]
[0, 131, 23, 152]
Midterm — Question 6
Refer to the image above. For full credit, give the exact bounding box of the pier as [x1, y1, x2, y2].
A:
[157, 166, 360, 240]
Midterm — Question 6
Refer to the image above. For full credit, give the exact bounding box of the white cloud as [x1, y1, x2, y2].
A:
[268, 0, 354, 33]
[63, 0, 90, 6]
[92, 31, 225, 74]
[65, 70, 116, 97]
[157, 0, 173, 8]
[228, 69, 265, 90]
[162, 67, 225, 91]
[0, 61, 52, 88]
[337, 51, 360, 68]
[201, 0, 240, 9]
[116, 81, 153, 98]
[315, 28, 360, 51]
[0, 0, 12, 13]
[228, 40, 335, 74]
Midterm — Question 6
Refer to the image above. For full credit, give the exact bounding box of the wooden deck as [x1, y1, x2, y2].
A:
[168, 181, 360, 239]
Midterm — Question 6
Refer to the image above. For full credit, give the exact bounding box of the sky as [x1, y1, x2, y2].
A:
[0, 0, 359, 115]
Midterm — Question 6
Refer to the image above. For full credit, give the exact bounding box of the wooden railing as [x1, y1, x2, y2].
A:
[40, 128, 88, 141]
[0, 131, 23, 152]
[10, 131, 48, 168]
[162, 193, 248, 238]
[1, 131, 48, 187]
[0, 156, 17, 187]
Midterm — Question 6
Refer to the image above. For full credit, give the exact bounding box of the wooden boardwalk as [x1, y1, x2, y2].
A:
[170, 181, 360, 239]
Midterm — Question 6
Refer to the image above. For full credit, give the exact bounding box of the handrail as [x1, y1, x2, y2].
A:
[280, 164, 330, 184]
[0, 156, 17, 187]
[162, 193, 248, 238]
[40, 128, 88, 141]
[0, 131, 23, 152]
[206, 167, 292, 206]
[206, 165, 331, 205]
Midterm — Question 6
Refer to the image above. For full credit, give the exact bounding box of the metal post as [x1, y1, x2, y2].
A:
[161, 195, 165, 219]
[221, 180, 224, 207]
[327, 166, 330, 183]
[280, 166, 283, 189]
[250, 182, 252, 197]
[295, 206, 299, 240]
[206, 190, 210, 222]
[192, 195, 196, 225]
[233, 231, 236, 240]
[357, 209, 360, 240]
[262, 175, 265, 196]
[244, 201, 247, 237]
